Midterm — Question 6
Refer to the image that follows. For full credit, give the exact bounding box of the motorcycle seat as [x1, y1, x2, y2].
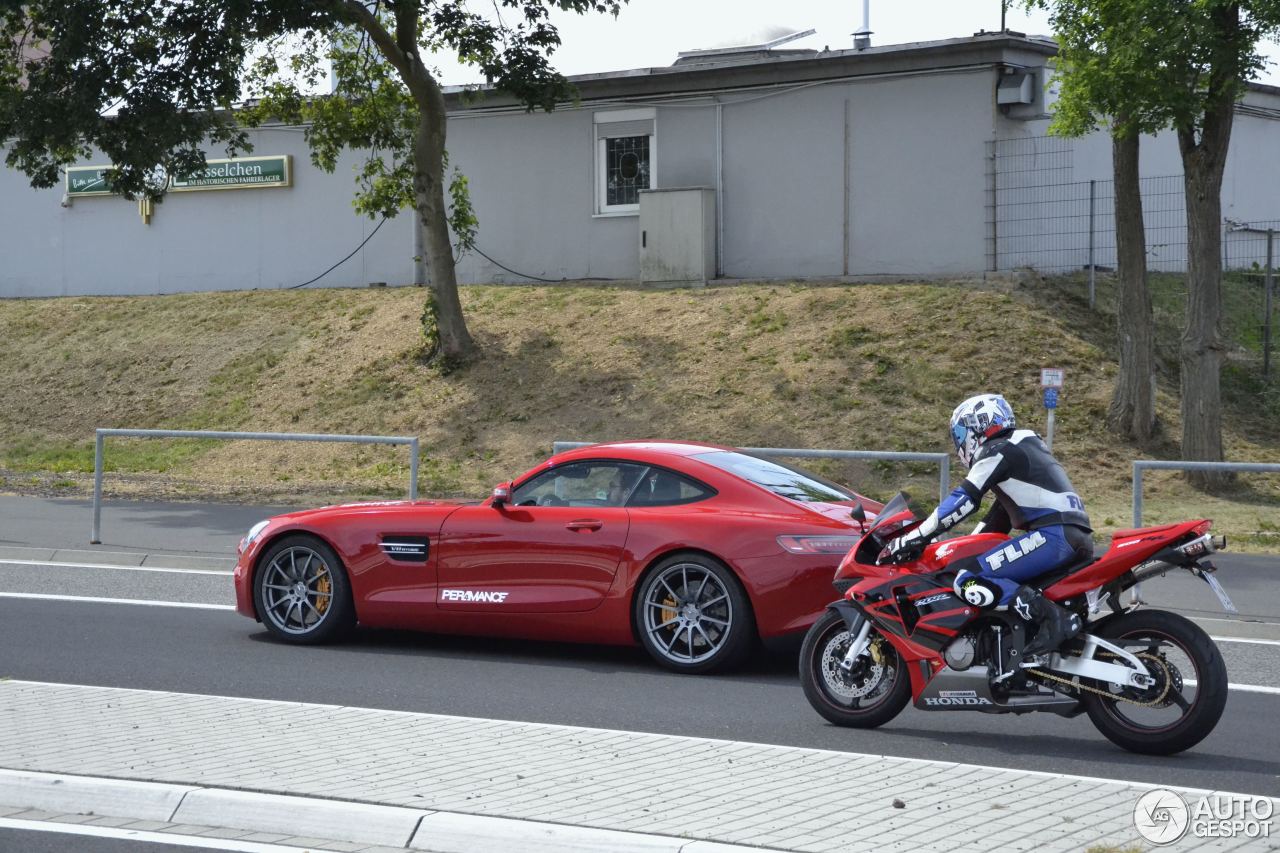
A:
[1111, 522, 1183, 539]
[1030, 554, 1098, 589]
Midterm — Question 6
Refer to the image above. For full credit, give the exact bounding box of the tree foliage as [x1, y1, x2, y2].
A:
[1030, 0, 1280, 476]
[1, 0, 625, 360]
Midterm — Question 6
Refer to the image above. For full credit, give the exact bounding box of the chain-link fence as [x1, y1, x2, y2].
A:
[987, 134, 1278, 381]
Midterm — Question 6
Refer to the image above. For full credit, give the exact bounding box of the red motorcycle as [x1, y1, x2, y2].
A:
[799, 493, 1234, 754]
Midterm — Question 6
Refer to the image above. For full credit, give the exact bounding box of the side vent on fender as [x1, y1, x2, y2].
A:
[379, 536, 430, 562]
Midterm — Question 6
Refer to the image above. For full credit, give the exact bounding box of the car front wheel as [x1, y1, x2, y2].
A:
[253, 535, 354, 644]
[634, 553, 754, 674]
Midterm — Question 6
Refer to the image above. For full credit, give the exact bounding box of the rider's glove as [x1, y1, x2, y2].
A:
[886, 528, 926, 562]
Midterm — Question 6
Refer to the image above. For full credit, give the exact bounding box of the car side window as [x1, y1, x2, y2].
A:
[627, 469, 714, 507]
[512, 462, 647, 508]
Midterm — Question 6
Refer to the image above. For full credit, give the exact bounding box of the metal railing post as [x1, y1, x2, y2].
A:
[1265, 229, 1274, 381]
[1131, 461, 1144, 604]
[91, 430, 105, 544]
[939, 456, 951, 504]
[409, 438, 420, 500]
[1132, 461, 1144, 528]
[1087, 179, 1096, 309]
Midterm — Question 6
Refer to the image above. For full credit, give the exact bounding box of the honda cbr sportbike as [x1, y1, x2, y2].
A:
[799, 493, 1235, 754]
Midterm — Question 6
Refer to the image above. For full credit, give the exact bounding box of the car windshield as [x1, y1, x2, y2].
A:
[693, 451, 856, 503]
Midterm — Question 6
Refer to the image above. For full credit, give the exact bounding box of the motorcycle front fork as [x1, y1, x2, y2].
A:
[840, 620, 873, 672]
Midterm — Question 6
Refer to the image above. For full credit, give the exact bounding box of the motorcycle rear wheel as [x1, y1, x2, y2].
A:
[1084, 609, 1227, 755]
[800, 610, 911, 728]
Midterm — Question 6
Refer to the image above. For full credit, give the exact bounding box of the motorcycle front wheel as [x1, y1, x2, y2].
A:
[800, 609, 911, 728]
[1084, 609, 1228, 755]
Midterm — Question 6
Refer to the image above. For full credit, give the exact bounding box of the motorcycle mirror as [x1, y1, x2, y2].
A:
[850, 501, 866, 523]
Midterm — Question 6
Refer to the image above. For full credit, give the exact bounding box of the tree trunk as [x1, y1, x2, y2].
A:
[344, 0, 474, 361]
[412, 77, 473, 360]
[1107, 130, 1157, 442]
[1178, 106, 1233, 490]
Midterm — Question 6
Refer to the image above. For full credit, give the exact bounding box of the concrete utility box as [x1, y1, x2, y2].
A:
[639, 187, 716, 286]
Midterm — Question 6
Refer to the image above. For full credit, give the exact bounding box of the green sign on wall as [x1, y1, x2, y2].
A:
[65, 165, 115, 197]
[169, 155, 291, 191]
[65, 155, 292, 199]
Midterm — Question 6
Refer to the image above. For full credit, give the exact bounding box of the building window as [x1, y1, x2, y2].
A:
[594, 108, 655, 215]
[604, 135, 650, 208]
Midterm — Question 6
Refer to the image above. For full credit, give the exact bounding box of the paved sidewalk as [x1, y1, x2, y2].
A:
[1, 681, 1273, 852]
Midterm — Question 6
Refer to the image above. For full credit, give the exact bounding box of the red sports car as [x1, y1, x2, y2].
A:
[233, 441, 880, 673]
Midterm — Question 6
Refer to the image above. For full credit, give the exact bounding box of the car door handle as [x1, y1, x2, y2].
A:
[565, 519, 603, 531]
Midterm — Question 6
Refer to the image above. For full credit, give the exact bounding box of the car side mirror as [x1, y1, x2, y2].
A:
[850, 501, 866, 523]
[491, 483, 511, 507]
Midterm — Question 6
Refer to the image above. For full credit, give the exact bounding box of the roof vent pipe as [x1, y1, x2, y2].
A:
[853, 0, 872, 49]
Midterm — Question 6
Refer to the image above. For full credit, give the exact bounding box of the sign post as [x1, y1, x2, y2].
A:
[1040, 367, 1064, 450]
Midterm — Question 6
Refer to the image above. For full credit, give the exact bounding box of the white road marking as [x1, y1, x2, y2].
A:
[0, 817, 313, 852]
[0, 558, 231, 576]
[0, 592, 232, 610]
[1185, 680, 1280, 695]
[1210, 635, 1280, 647]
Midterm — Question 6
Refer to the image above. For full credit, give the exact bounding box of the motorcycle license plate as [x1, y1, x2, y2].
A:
[1199, 570, 1239, 615]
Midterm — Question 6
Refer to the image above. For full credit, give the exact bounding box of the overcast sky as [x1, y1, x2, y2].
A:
[426, 0, 1280, 87]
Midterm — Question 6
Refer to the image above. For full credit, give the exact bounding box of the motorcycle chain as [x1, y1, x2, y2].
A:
[1026, 652, 1174, 708]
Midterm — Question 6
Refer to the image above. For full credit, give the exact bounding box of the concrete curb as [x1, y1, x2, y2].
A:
[0, 770, 776, 853]
[172, 788, 430, 847]
[0, 769, 195, 822]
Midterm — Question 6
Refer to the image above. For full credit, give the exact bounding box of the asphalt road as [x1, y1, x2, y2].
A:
[1, 497, 1277, 803]
[2, 590, 1278, 797]
[0, 827, 231, 853]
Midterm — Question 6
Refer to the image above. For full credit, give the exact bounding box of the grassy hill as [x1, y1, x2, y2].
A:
[1, 278, 1276, 547]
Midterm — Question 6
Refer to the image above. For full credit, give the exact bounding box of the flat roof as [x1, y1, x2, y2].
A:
[445, 32, 1059, 110]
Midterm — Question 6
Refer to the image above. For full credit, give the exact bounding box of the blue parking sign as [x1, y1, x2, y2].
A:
[1044, 387, 1059, 409]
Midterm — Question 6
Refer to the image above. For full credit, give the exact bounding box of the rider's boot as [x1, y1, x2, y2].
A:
[1013, 585, 1082, 661]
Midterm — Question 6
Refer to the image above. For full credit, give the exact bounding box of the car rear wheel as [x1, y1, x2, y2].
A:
[253, 535, 354, 644]
[634, 553, 754, 674]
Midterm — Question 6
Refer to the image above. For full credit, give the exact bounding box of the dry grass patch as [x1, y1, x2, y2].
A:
[0, 280, 1275, 549]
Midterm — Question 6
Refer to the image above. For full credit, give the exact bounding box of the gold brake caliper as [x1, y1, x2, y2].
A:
[314, 568, 332, 614]
[868, 637, 885, 666]
[660, 597, 678, 630]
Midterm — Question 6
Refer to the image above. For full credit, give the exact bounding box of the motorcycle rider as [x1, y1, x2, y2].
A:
[887, 393, 1092, 664]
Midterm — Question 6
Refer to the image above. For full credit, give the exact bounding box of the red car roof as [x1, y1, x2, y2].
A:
[549, 440, 736, 462]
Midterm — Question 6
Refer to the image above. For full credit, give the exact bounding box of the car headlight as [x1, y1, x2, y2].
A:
[239, 520, 270, 555]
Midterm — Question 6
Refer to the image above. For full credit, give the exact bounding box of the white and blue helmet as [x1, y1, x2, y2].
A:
[950, 394, 1016, 468]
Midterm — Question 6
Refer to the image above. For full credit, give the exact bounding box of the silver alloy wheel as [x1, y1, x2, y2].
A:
[260, 545, 335, 636]
[642, 562, 733, 665]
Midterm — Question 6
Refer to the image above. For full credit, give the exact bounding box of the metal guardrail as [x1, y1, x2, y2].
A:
[91, 428, 420, 544]
[552, 441, 952, 504]
[1132, 459, 1280, 527]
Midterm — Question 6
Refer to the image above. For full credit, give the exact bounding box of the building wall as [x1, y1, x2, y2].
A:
[3, 57, 1279, 298]
[845, 69, 994, 276]
[0, 129, 414, 298]
[452, 66, 997, 282]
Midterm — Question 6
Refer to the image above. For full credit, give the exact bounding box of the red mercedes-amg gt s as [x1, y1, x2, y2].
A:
[233, 441, 880, 673]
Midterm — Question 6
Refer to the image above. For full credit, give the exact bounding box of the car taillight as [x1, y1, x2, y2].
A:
[777, 535, 861, 554]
